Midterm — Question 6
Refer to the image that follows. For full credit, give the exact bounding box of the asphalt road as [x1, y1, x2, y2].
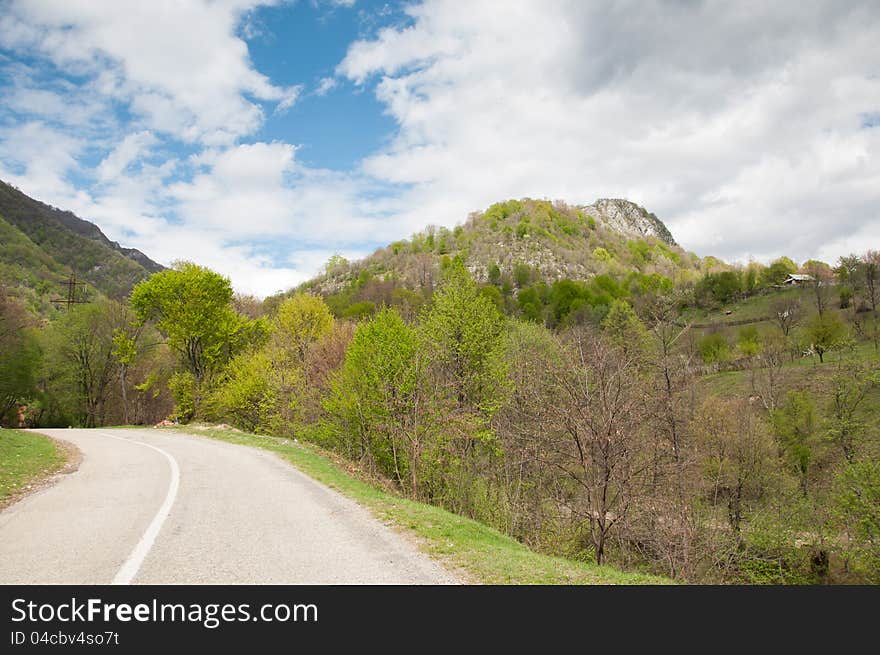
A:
[0, 428, 457, 584]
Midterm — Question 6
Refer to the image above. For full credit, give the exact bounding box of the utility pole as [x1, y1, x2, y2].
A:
[51, 272, 88, 310]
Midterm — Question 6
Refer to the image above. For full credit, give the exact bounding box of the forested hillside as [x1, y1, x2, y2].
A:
[0, 180, 162, 311]
[2, 190, 878, 585]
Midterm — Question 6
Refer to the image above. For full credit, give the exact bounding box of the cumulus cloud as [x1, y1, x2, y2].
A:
[2, 0, 878, 298]
[340, 0, 880, 264]
[315, 76, 338, 96]
[0, 0, 298, 144]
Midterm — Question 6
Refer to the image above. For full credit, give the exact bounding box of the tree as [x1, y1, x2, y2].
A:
[326, 308, 442, 497]
[760, 257, 797, 287]
[130, 262, 259, 416]
[772, 392, 817, 496]
[420, 261, 506, 511]
[695, 398, 775, 533]
[0, 288, 39, 425]
[803, 260, 834, 316]
[542, 329, 651, 565]
[833, 461, 880, 582]
[272, 293, 334, 362]
[42, 301, 131, 427]
[863, 250, 879, 313]
[420, 260, 505, 410]
[111, 327, 139, 425]
[806, 312, 848, 363]
[826, 361, 879, 462]
[770, 296, 802, 338]
[602, 298, 649, 356]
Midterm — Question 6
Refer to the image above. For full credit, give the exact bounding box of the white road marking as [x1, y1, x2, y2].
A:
[95, 431, 180, 585]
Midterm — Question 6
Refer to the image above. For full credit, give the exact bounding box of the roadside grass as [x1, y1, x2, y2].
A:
[163, 425, 669, 585]
[0, 429, 65, 504]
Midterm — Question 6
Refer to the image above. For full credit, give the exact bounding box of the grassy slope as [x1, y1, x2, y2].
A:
[165, 425, 669, 585]
[0, 214, 73, 317]
[0, 181, 156, 301]
[0, 429, 65, 503]
[698, 340, 880, 461]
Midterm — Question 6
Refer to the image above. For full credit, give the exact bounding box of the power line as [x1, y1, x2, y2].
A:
[50, 272, 88, 311]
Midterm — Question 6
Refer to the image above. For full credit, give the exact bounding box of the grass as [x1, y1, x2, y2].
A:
[0, 429, 66, 504]
[162, 425, 669, 585]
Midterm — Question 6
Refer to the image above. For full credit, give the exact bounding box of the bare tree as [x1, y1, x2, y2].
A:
[771, 297, 802, 338]
[803, 261, 834, 316]
[539, 329, 651, 566]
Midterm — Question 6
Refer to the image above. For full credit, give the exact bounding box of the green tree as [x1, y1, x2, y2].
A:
[420, 260, 505, 409]
[207, 348, 277, 433]
[833, 461, 880, 582]
[111, 328, 139, 425]
[130, 262, 259, 416]
[772, 392, 817, 496]
[760, 257, 798, 287]
[602, 298, 649, 356]
[326, 308, 442, 497]
[272, 293, 334, 362]
[825, 361, 879, 462]
[806, 312, 848, 363]
[41, 301, 131, 427]
[0, 288, 40, 424]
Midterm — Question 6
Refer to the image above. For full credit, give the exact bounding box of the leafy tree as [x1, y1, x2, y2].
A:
[41, 301, 131, 427]
[207, 348, 277, 432]
[420, 260, 505, 409]
[0, 288, 39, 424]
[864, 250, 880, 312]
[825, 361, 879, 462]
[111, 327, 139, 425]
[806, 312, 848, 363]
[272, 293, 334, 362]
[602, 298, 649, 356]
[487, 262, 501, 285]
[130, 262, 259, 415]
[833, 461, 880, 582]
[737, 325, 762, 357]
[326, 308, 441, 496]
[772, 392, 817, 496]
[760, 257, 797, 287]
[695, 398, 775, 532]
[695, 271, 742, 305]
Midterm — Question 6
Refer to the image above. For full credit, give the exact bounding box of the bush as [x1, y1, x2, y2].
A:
[698, 332, 730, 363]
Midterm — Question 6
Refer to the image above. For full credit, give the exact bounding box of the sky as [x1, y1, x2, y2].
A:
[0, 0, 878, 297]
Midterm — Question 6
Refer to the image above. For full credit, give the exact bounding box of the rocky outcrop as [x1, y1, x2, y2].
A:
[583, 199, 677, 246]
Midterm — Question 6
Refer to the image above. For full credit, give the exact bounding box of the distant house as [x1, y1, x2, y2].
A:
[784, 274, 814, 286]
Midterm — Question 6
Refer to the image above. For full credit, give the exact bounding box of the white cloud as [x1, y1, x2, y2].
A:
[315, 76, 338, 96]
[96, 131, 159, 183]
[0, 0, 298, 145]
[340, 0, 880, 265]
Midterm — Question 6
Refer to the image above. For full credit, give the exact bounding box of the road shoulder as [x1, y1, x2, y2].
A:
[0, 429, 81, 512]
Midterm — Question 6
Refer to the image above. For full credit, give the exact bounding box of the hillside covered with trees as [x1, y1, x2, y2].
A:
[2, 192, 878, 585]
[0, 180, 163, 317]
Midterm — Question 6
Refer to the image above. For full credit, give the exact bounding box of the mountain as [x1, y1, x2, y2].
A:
[294, 197, 700, 316]
[0, 180, 163, 315]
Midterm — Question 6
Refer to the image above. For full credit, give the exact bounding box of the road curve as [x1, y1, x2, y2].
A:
[0, 428, 457, 584]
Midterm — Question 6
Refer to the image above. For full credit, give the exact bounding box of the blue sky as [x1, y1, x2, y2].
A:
[0, 1, 878, 296]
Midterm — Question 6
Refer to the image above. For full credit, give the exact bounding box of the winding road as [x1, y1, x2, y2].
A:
[0, 428, 456, 584]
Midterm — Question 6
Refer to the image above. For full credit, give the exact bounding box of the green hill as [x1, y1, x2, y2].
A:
[0, 180, 163, 316]
[284, 197, 703, 319]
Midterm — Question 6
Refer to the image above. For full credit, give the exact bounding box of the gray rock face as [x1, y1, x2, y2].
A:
[582, 198, 677, 246]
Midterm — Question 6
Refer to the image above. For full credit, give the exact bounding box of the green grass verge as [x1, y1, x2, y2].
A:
[0, 429, 66, 503]
[164, 425, 669, 585]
